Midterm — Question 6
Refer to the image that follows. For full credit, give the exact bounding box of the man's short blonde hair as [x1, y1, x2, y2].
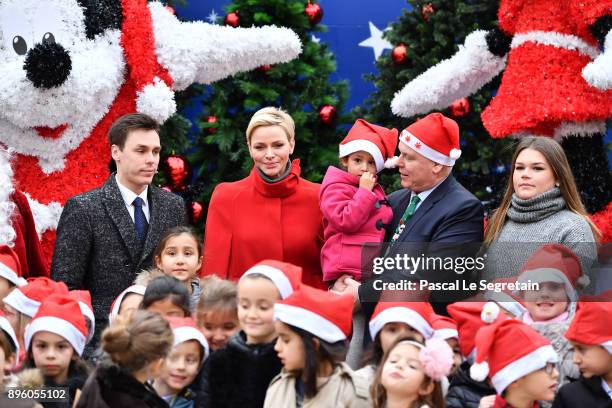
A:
[246, 107, 295, 144]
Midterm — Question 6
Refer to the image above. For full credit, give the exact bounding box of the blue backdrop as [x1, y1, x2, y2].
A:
[174, 0, 612, 165]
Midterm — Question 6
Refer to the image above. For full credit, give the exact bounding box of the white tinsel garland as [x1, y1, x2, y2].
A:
[0, 147, 16, 246]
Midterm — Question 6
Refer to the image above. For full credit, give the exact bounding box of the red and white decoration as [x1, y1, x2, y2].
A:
[399, 112, 462, 166]
[3, 277, 68, 318]
[108, 284, 147, 323]
[564, 290, 612, 353]
[0, 245, 26, 287]
[24, 294, 88, 356]
[338, 119, 399, 173]
[167, 316, 210, 362]
[69, 290, 95, 343]
[0, 0, 303, 262]
[470, 319, 558, 394]
[240, 260, 303, 299]
[274, 285, 353, 343]
[369, 301, 435, 340]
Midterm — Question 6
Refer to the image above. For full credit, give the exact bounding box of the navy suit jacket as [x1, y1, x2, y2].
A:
[358, 175, 484, 319]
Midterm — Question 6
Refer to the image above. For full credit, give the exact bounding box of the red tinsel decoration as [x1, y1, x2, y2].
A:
[319, 105, 337, 125]
[449, 98, 471, 117]
[162, 154, 191, 191]
[305, 1, 323, 25]
[188, 201, 204, 224]
[391, 44, 408, 64]
[421, 4, 434, 21]
[225, 11, 239, 27]
[591, 202, 612, 244]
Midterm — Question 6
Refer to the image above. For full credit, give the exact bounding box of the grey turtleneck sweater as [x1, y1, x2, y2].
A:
[483, 188, 597, 285]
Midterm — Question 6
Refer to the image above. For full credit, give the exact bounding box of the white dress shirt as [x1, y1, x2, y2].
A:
[115, 175, 150, 223]
[409, 175, 449, 212]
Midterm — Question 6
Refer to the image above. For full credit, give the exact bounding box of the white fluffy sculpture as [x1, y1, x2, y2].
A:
[0, 0, 302, 258]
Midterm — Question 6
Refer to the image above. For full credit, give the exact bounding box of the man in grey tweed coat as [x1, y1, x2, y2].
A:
[51, 113, 186, 351]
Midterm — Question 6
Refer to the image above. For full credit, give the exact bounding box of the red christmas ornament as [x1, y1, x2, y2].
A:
[162, 154, 191, 191]
[205, 115, 217, 135]
[305, 2, 323, 25]
[188, 201, 204, 224]
[421, 4, 434, 21]
[449, 98, 471, 117]
[391, 44, 408, 64]
[225, 11, 239, 27]
[259, 64, 271, 72]
[319, 105, 337, 125]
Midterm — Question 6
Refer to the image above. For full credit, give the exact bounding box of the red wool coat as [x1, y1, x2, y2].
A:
[201, 160, 325, 289]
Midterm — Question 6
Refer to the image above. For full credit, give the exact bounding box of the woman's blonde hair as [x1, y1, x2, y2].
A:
[245, 107, 295, 145]
[101, 310, 173, 373]
[485, 136, 600, 243]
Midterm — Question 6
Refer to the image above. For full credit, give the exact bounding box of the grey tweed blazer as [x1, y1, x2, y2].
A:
[51, 175, 186, 338]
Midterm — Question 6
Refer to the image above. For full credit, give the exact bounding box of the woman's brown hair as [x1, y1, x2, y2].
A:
[484, 136, 601, 243]
[370, 335, 444, 408]
[101, 310, 173, 373]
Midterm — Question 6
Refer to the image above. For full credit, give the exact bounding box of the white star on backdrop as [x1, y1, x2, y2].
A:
[311, 35, 321, 44]
[207, 9, 219, 24]
[359, 21, 392, 61]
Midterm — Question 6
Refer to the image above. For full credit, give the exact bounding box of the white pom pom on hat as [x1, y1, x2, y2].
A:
[384, 156, 400, 169]
[480, 302, 500, 324]
[470, 361, 490, 382]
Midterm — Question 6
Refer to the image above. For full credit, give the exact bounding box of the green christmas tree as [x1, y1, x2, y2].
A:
[185, 0, 348, 223]
[354, 0, 512, 212]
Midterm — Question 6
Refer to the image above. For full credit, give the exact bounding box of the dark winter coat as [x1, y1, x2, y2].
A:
[200, 331, 282, 408]
[445, 361, 496, 408]
[552, 376, 612, 408]
[40, 360, 90, 408]
[76, 362, 169, 408]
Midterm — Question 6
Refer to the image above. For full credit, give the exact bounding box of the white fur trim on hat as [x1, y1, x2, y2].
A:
[518, 268, 578, 301]
[25, 316, 86, 356]
[173, 326, 209, 362]
[491, 345, 558, 394]
[433, 328, 459, 341]
[136, 77, 177, 123]
[0, 316, 19, 358]
[603, 340, 612, 354]
[0, 263, 26, 287]
[77, 302, 95, 344]
[400, 130, 457, 166]
[274, 303, 346, 343]
[369, 307, 434, 340]
[483, 292, 526, 318]
[3, 288, 40, 317]
[385, 156, 399, 169]
[240, 265, 293, 299]
[480, 302, 500, 324]
[108, 285, 147, 323]
[339, 140, 385, 173]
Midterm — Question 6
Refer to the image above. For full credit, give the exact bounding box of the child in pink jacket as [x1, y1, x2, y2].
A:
[320, 119, 398, 285]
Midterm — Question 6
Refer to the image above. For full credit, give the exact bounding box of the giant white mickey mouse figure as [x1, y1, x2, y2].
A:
[391, 0, 612, 241]
[0, 0, 302, 262]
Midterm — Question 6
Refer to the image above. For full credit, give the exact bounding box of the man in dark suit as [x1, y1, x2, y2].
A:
[334, 113, 484, 320]
[51, 113, 186, 350]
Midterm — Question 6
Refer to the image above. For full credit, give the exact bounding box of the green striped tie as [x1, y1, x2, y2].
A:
[390, 195, 421, 245]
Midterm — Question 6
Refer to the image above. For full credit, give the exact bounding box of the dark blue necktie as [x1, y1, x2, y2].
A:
[133, 197, 149, 243]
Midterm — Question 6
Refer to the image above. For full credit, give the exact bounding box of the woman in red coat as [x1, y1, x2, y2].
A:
[201, 107, 325, 289]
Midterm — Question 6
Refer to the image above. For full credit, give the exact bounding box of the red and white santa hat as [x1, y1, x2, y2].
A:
[399, 112, 461, 166]
[3, 277, 69, 318]
[69, 290, 95, 343]
[0, 310, 19, 359]
[240, 260, 302, 299]
[447, 301, 508, 358]
[517, 244, 588, 302]
[483, 277, 527, 318]
[108, 284, 147, 323]
[470, 319, 557, 394]
[25, 294, 88, 356]
[167, 316, 209, 362]
[369, 301, 435, 340]
[0, 245, 26, 287]
[431, 313, 458, 341]
[339, 119, 399, 173]
[565, 290, 612, 354]
[274, 285, 353, 343]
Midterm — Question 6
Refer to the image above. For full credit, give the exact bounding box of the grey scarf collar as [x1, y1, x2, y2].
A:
[507, 187, 566, 223]
[256, 160, 292, 183]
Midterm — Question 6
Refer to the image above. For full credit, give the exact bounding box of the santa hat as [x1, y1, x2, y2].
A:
[69, 290, 95, 343]
[470, 319, 557, 394]
[447, 301, 508, 358]
[0, 245, 26, 287]
[565, 290, 612, 354]
[431, 313, 458, 341]
[483, 277, 527, 318]
[0, 310, 19, 358]
[274, 285, 353, 343]
[3, 277, 68, 318]
[339, 119, 399, 173]
[167, 316, 209, 362]
[399, 112, 461, 166]
[25, 294, 88, 356]
[240, 260, 302, 299]
[517, 244, 588, 302]
[108, 284, 146, 323]
[369, 301, 435, 340]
